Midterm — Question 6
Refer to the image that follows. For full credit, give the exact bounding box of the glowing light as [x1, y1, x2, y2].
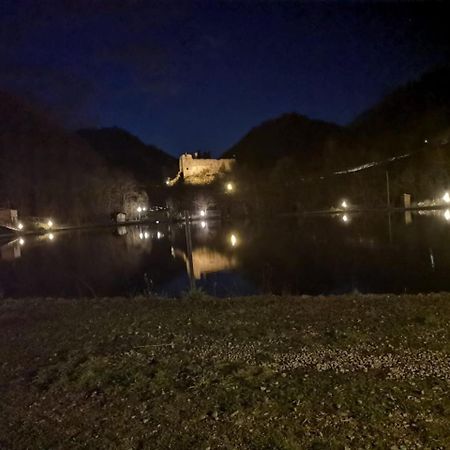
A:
[166, 178, 170, 186]
[144, 231, 149, 239]
[445, 210, 450, 221]
[200, 210, 206, 217]
[443, 192, 450, 203]
[17, 222, 24, 230]
[226, 182, 234, 192]
[424, 139, 428, 144]
[19, 238, 25, 246]
[48, 233, 55, 241]
[47, 219, 53, 228]
[230, 233, 238, 247]
[156, 220, 160, 224]
[157, 231, 163, 239]
[142, 207, 147, 212]
[341, 200, 348, 209]
[137, 207, 142, 213]
[342, 214, 349, 223]
[201, 221, 207, 229]
[139, 232, 144, 239]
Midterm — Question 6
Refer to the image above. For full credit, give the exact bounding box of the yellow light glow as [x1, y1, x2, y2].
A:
[201, 221, 207, 229]
[139, 232, 144, 239]
[19, 238, 25, 246]
[342, 214, 349, 223]
[443, 192, 450, 203]
[341, 200, 348, 209]
[47, 219, 53, 228]
[157, 231, 163, 239]
[17, 222, 24, 230]
[144, 231, 150, 239]
[230, 233, 238, 247]
[445, 210, 450, 221]
[226, 182, 234, 192]
[48, 233, 55, 241]
[137, 206, 142, 212]
[200, 210, 206, 217]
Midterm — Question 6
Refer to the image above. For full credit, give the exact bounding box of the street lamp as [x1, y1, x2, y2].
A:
[226, 182, 234, 192]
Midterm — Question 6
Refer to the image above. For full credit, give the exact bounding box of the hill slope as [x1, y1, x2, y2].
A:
[350, 65, 450, 158]
[77, 127, 177, 186]
[0, 92, 143, 221]
[222, 113, 346, 170]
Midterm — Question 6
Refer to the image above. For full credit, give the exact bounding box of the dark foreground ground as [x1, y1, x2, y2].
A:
[1, 294, 450, 449]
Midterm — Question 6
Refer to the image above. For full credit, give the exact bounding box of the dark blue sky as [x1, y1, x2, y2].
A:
[0, 1, 448, 156]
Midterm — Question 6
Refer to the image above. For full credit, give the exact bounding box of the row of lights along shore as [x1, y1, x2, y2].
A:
[340, 191, 450, 211]
[16, 218, 54, 233]
[14, 218, 55, 247]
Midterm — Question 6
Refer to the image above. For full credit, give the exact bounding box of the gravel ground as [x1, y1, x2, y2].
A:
[1, 294, 450, 449]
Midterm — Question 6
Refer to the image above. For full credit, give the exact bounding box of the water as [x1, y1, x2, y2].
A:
[2, 211, 450, 298]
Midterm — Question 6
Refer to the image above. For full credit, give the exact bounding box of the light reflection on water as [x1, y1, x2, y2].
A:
[2, 210, 450, 297]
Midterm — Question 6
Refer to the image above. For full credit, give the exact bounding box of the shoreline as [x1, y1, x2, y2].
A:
[2, 204, 449, 240]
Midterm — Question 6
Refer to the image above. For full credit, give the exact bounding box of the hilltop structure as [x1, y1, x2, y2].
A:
[167, 153, 235, 186]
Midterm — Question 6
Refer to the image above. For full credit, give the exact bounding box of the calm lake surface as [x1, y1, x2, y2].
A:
[2, 211, 450, 298]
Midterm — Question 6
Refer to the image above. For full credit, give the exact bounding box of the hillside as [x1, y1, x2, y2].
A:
[350, 66, 450, 159]
[224, 66, 450, 172]
[223, 113, 346, 170]
[223, 66, 450, 212]
[78, 127, 177, 186]
[0, 92, 144, 222]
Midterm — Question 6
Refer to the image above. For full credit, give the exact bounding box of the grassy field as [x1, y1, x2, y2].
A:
[1, 294, 450, 449]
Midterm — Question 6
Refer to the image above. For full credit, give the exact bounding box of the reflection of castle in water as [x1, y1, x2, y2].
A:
[174, 247, 237, 279]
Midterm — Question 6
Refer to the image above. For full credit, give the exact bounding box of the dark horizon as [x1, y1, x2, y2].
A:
[1, 1, 448, 157]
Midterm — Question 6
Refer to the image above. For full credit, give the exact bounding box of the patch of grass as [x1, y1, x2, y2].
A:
[1, 294, 450, 448]
[182, 286, 209, 301]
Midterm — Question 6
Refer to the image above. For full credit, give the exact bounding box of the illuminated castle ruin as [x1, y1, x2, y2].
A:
[167, 153, 235, 186]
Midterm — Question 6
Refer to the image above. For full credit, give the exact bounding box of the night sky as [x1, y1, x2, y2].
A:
[0, 1, 448, 156]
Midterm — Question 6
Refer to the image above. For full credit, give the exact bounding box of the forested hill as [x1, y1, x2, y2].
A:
[77, 127, 177, 186]
[223, 113, 346, 170]
[0, 92, 144, 222]
[350, 66, 450, 158]
[223, 66, 450, 172]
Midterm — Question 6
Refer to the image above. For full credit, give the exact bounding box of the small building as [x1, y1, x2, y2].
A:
[0, 209, 18, 227]
[116, 212, 127, 223]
